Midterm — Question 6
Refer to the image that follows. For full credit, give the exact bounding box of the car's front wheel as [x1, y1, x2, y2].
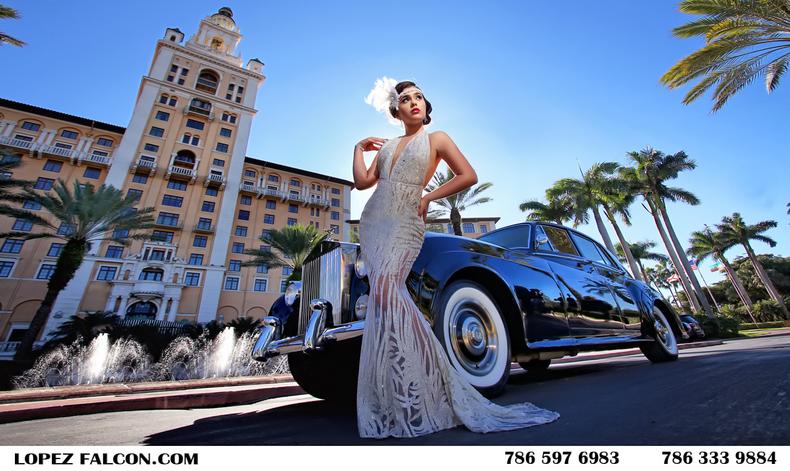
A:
[434, 280, 511, 398]
[640, 306, 679, 362]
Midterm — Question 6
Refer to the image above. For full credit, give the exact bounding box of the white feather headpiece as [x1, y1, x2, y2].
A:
[364, 76, 401, 126]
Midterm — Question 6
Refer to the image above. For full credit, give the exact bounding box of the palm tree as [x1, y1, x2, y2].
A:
[660, 0, 790, 112]
[0, 158, 33, 215]
[616, 240, 668, 282]
[623, 148, 715, 319]
[0, 4, 25, 47]
[545, 162, 619, 254]
[243, 223, 331, 284]
[717, 212, 789, 319]
[687, 226, 754, 314]
[519, 198, 574, 225]
[425, 167, 493, 236]
[595, 174, 644, 281]
[0, 181, 155, 362]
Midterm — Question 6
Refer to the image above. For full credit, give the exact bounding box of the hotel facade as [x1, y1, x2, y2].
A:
[0, 8, 355, 350]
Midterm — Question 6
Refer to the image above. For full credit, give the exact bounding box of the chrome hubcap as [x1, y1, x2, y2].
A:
[449, 300, 498, 377]
[654, 311, 677, 353]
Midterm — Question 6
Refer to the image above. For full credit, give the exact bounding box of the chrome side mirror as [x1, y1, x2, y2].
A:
[535, 235, 549, 248]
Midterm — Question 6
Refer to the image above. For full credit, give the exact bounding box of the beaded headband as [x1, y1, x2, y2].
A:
[364, 77, 426, 126]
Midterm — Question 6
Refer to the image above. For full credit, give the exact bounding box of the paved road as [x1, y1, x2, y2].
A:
[2, 335, 788, 445]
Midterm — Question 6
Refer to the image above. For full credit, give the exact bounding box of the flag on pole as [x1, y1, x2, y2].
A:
[689, 258, 698, 270]
[710, 260, 722, 272]
[667, 274, 680, 283]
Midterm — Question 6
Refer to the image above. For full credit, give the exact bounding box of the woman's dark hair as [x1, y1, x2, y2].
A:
[389, 81, 432, 125]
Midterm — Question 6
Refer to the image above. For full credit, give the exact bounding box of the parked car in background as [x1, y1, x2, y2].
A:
[679, 314, 706, 340]
[251, 221, 688, 402]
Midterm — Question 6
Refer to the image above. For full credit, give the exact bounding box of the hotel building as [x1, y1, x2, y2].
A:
[0, 8, 354, 352]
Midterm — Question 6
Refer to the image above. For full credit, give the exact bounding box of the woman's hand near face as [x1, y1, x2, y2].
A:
[356, 137, 386, 152]
[353, 137, 386, 191]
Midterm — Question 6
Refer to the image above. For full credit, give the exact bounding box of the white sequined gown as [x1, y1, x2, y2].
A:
[357, 127, 560, 438]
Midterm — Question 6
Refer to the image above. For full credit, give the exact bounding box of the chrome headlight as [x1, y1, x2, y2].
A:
[354, 254, 367, 278]
[355, 294, 369, 320]
[284, 280, 302, 306]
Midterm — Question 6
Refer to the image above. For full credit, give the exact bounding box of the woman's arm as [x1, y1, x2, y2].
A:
[352, 138, 385, 190]
[425, 131, 478, 201]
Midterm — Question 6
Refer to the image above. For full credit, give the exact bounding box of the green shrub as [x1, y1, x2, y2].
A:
[700, 316, 740, 338]
[751, 300, 785, 323]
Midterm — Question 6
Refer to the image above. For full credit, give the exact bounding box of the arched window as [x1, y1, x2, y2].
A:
[126, 301, 157, 319]
[174, 149, 196, 165]
[139, 268, 164, 281]
[196, 69, 220, 95]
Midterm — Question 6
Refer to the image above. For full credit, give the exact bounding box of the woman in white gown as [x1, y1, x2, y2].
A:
[351, 79, 559, 439]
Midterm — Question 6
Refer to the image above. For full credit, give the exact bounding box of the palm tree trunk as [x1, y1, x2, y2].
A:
[636, 260, 649, 283]
[742, 242, 790, 319]
[14, 240, 87, 362]
[718, 254, 753, 310]
[656, 199, 715, 319]
[602, 206, 642, 280]
[450, 207, 462, 236]
[591, 205, 616, 255]
[646, 198, 702, 314]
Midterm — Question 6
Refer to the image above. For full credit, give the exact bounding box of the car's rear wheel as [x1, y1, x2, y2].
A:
[434, 280, 511, 398]
[640, 306, 679, 362]
[287, 337, 361, 403]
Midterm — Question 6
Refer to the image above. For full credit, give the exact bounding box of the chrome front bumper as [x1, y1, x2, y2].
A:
[251, 298, 365, 361]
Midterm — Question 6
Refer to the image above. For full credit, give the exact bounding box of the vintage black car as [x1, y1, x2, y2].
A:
[251, 221, 686, 401]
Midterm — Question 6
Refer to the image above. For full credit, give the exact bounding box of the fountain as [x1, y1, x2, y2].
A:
[12, 327, 288, 389]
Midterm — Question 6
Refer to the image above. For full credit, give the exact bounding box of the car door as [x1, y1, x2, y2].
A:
[535, 225, 623, 337]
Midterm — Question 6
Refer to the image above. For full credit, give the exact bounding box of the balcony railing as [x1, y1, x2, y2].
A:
[193, 223, 215, 233]
[41, 145, 75, 159]
[167, 165, 197, 181]
[0, 135, 34, 150]
[0, 341, 20, 353]
[184, 104, 215, 121]
[195, 78, 219, 94]
[239, 182, 258, 194]
[129, 157, 157, 175]
[85, 153, 111, 166]
[262, 188, 287, 199]
[203, 173, 226, 189]
[154, 219, 183, 229]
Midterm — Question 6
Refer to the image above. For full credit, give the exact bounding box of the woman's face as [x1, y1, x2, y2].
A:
[395, 87, 426, 124]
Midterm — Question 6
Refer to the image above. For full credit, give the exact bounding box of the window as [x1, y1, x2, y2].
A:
[34, 177, 55, 190]
[14, 134, 33, 142]
[232, 242, 245, 253]
[21, 121, 41, 131]
[257, 264, 268, 274]
[221, 112, 236, 123]
[185, 119, 205, 130]
[188, 254, 204, 266]
[151, 230, 173, 243]
[167, 180, 187, 191]
[48, 243, 64, 257]
[212, 158, 225, 167]
[12, 219, 33, 232]
[268, 174, 279, 183]
[219, 127, 232, 138]
[105, 245, 123, 258]
[330, 211, 339, 220]
[261, 230, 272, 241]
[289, 204, 299, 214]
[331, 187, 341, 195]
[37, 264, 57, 280]
[193, 235, 208, 247]
[541, 225, 579, 256]
[0, 239, 24, 253]
[282, 266, 293, 276]
[201, 201, 215, 213]
[480, 224, 489, 233]
[205, 186, 218, 196]
[265, 200, 276, 210]
[162, 194, 183, 207]
[263, 214, 275, 224]
[60, 130, 78, 140]
[91, 150, 109, 158]
[0, 261, 14, 277]
[330, 224, 339, 234]
[238, 209, 250, 220]
[254, 279, 267, 292]
[228, 260, 241, 272]
[148, 249, 165, 261]
[215, 142, 229, 153]
[224, 276, 239, 290]
[113, 228, 129, 239]
[22, 200, 40, 211]
[149, 126, 164, 138]
[83, 167, 101, 179]
[43, 160, 62, 172]
[96, 266, 117, 281]
[183, 272, 200, 286]
[235, 226, 248, 237]
[240, 195, 252, 206]
[159, 94, 169, 104]
[196, 70, 219, 94]
[96, 137, 114, 147]
[168, 96, 178, 106]
[280, 280, 288, 293]
[139, 268, 163, 281]
[55, 143, 73, 150]
[156, 212, 179, 227]
[463, 223, 475, 233]
[57, 223, 75, 236]
[570, 232, 613, 267]
[155, 110, 170, 121]
[144, 143, 159, 153]
[478, 225, 531, 250]
[197, 217, 212, 230]
[330, 198, 341, 207]
[287, 218, 297, 226]
[290, 178, 301, 187]
[132, 173, 148, 184]
[1, 154, 21, 164]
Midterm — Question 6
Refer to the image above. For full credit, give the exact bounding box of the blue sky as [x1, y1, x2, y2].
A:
[1, 1, 787, 284]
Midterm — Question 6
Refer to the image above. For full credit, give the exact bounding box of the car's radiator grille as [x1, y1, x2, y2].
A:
[298, 247, 343, 335]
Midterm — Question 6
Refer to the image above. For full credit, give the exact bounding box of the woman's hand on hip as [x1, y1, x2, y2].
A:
[418, 195, 431, 223]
